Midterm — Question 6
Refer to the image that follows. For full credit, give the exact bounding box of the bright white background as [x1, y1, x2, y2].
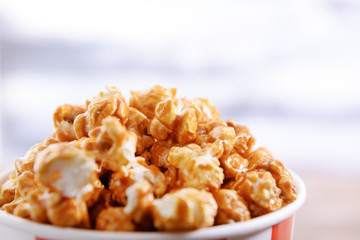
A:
[0, 1, 360, 239]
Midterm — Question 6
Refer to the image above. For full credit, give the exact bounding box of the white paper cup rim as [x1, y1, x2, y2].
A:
[0, 168, 306, 240]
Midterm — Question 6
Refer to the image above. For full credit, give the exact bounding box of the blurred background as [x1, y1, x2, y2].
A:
[0, 0, 360, 239]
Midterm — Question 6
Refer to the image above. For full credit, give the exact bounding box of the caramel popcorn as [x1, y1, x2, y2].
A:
[212, 189, 251, 224]
[44, 192, 91, 227]
[0, 174, 17, 206]
[230, 171, 283, 217]
[96, 207, 135, 231]
[53, 104, 86, 141]
[34, 143, 97, 199]
[167, 142, 224, 190]
[249, 158, 297, 202]
[152, 188, 217, 231]
[0, 85, 297, 232]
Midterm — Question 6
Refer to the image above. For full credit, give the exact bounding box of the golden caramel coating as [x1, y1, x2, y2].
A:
[174, 108, 198, 144]
[34, 143, 97, 199]
[87, 117, 138, 171]
[149, 118, 171, 141]
[205, 120, 228, 132]
[164, 166, 178, 191]
[220, 153, 248, 179]
[110, 163, 166, 206]
[155, 98, 181, 128]
[249, 158, 297, 201]
[126, 107, 148, 134]
[2, 171, 47, 223]
[96, 86, 125, 102]
[74, 93, 128, 138]
[168, 143, 224, 190]
[208, 126, 236, 156]
[212, 189, 251, 224]
[227, 121, 256, 158]
[152, 188, 217, 231]
[130, 85, 176, 119]
[188, 98, 220, 123]
[15, 190, 46, 223]
[0, 85, 298, 232]
[44, 192, 90, 228]
[53, 104, 86, 141]
[15, 138, 58, 175]
[13, 202, 31, 218]
[247, 147, 273, 164]
[231, 171, 283, 217]
[95, 207, 135, 231]
[150, 140, 172, 168]
[53, 104, 86, 127]
[124, 181, 154, 226]
[0, 174, 17, 206]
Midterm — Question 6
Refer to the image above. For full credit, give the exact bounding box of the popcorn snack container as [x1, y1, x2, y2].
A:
[0, 167, 306, 240]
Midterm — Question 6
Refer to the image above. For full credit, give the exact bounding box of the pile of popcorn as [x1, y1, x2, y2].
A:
[0, 85, 297, 231]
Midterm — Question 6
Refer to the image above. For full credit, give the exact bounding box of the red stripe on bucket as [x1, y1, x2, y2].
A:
[271, 215, 294, 240]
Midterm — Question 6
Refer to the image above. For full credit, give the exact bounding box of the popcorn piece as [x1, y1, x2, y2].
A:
[124, 181, 154, 225]
[95, 207, 135, 231]
[206, 139, 225, 159]
[126, 107, 148, 134]
[0, 173, 17, 206]
[130, 85, 176, 119]
[13, 202, 31, 218]
[150, 140, 173, 168]
[227, 121, 255, 158]
[15, 138, 58, 175]
[188, 98, 220, 123]
[208, 126, 236, 156]
[1, 172, 45, 222]
[125, 107, 153, 155]
[87, 117, 138, 171]
[212, 189, 250, 224]
[110, 163, 166, 205]
[249, 158, 297, 201]
[53, 104, 86, 141]
[73, 113, 87, 139]
[195, 132, 209, 148]
[34, 143, 97, 199]
[205, 120, 228, 133]
[220, 153, 248, 179]
[155, 98, 179, 128]
[174, 108, 197, 144]
[44, 192, 90, 228]
[152, 188, 217, 231]
[167, 144, 198, 169]
[231, 171, 283, 217]
[88, 96, 128, 128]
[8, 171, 47, 223]
[247, 147, 273, 164]
[96, 86, 125, 102]
[168, 143, 224, 190]
[149, 118, 171, 141]
[74, 95, 128, 138]
[164, 166, 178, 191]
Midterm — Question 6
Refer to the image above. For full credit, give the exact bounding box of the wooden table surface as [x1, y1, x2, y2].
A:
[293, 171, 360, 240]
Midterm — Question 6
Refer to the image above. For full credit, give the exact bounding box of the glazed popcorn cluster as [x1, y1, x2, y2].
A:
[0, 85, 297, 231]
